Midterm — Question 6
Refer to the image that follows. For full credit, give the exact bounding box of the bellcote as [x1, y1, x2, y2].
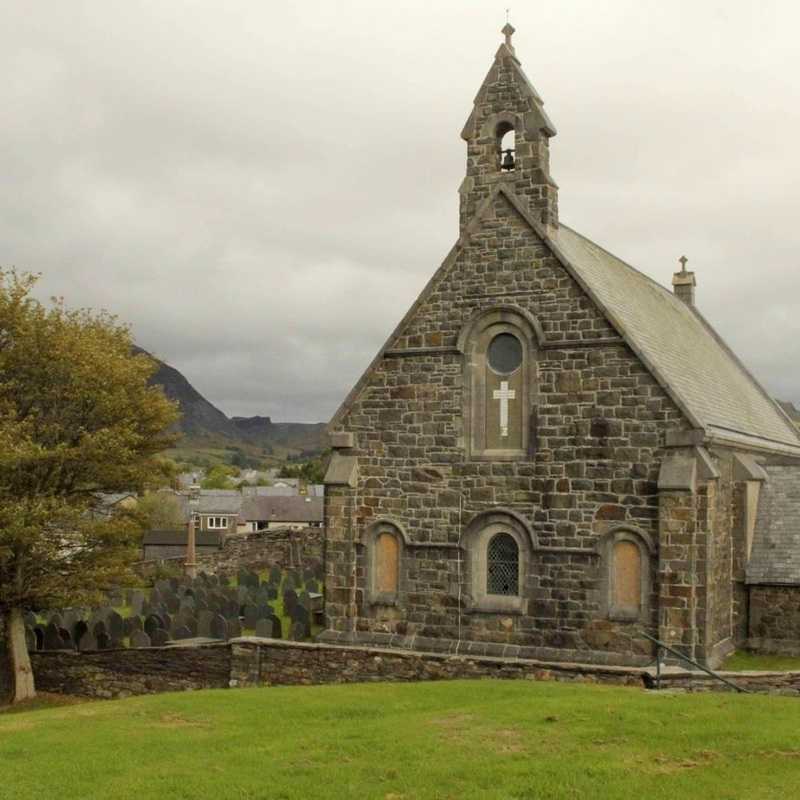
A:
[459, 26, 559, 232]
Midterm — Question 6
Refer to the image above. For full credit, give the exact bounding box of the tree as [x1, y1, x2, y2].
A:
[132, 491, 186, 532]
[277, 452, 328, 485]
[200, 464, 236, 490]
[0, 272, 179, 703]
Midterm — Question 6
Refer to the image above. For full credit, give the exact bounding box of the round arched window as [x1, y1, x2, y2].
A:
[487, 333, 522, 375]
[487, 532, 519, 596]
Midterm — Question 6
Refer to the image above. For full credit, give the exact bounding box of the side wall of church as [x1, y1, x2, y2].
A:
[324, 193, 693, 664]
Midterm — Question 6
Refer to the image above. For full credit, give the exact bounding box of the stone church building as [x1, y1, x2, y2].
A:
[322, 27, 800, 667]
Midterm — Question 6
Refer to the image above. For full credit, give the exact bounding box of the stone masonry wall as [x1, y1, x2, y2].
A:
[137, 526, 323, 579]
[748, 585, 800, 655]
[28, 638, 800, 700]
[30, 644, 231, 699]
[327, 189, 689, 664]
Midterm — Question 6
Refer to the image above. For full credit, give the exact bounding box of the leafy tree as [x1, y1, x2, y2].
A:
[131, 491, 186, 532]
[277, 452, 328, 485]
[0, 272, 178, 703]
[200, 464, 236, 490]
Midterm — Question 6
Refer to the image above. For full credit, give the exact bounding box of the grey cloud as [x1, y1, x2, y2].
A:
[1, 0, 798, 423]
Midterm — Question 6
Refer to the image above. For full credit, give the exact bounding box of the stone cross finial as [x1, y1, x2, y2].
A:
[679, 255, 688, 274]
[502, 21, 515, 48]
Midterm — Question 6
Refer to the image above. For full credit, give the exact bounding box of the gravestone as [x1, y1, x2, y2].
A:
[255, 616, 281, 639]
[292, 605, 312, 639]
[130, 590, 145, 615]
[266, 585, 278, 601]
[78, 631, 97, 651]
[25, 627, 37, 652]
[58, 628, 74, 649]
[209, 614, 228, 641]
[32, 626, 45, 651]
[197, 610, 214, 638]
[107, 611, 124, 640]
[130, 630, 151, 648]
[44, 623, 63, 651]
[144, 614, 164, 640]
[283, 588, 298, 616]
[227, 619, 242, 639]
[96, 632, 112, 650]
[164, 593, 181, 614]
[305, 579, 318, 593]
[23, 610, 37, 628]
[173, 625, 192, 640]
[151, 629, 171, 647]
[73, 620, 89, 646]
[48, 612, 63, 627]
[93, 620, 108, 640]
[269, 565, 282, 584]
[290, 621, 306, 641]
[223, 599, 239, 619]
[242, 604, 259, 629]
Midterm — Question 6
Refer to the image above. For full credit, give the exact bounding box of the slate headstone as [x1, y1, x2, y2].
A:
[25, 626, 37, 652]
[78, 631, 97, 651]
[242, 604, 259, 629]
[227, 618, 242, 639]
[130, 629, 151, 648]
[290, 621, 306, 641]
[151, 629, 171, 647]
[173, 625, 192, 640]
[209, 614, 228, 640]
[107, 610, 124, 640]
[144, 614, 164, 639]
[197, 610, 214, 637]
[96, 632, 111, 650]
[44, 622, 63, 651]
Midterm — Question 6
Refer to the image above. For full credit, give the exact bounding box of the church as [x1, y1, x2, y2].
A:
[321, 26, 800, 668]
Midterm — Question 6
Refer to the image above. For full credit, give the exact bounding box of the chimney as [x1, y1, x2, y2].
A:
[672, 255, 696, 306]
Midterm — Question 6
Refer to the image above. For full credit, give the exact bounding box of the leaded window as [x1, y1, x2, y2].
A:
[487, 532, 519, 596]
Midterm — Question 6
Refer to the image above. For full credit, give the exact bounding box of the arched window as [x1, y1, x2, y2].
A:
[458, 307, 540, 460]
[612, 541, 641, 617]
[496, 121, 515, 172]
[597, 527, 652, 623]
[487, 532, 519, 595]
[375, 532, 399, 594]
[366, 521, 404, 605]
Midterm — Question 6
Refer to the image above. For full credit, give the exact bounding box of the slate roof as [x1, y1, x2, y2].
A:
[552, 224, 800, 451]
[141, 529, 223, 547]
[241, 495, 323, 524]
[747, 465, 800, 584]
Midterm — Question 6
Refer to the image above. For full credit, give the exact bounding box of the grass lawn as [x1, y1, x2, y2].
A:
[722, 651, 800, 672]
[3, 680, 800, 800]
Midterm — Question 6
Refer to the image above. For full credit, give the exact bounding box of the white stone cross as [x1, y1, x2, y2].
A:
[492, 381, 516, 437]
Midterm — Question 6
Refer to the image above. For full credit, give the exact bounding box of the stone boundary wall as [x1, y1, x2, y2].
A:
[30, 643, 231, 699]
[135, 526, 324, 579]
[28, 638, 800, 699]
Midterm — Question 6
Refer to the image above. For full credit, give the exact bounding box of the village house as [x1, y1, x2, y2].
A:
[322, 26, 800, 668]
[239, 495, 323, 533]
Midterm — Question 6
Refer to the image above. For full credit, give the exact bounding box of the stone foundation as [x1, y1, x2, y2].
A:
[748, 584, 800, 656]
[27, 637, 800, 700]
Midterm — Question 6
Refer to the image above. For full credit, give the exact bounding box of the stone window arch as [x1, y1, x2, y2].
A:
[365, 520, 405, 605]
[461, 509, 534, 614]
[597, 526, 653, 623]
[458, 307, 541, 460]
[496, 121, 515, 172]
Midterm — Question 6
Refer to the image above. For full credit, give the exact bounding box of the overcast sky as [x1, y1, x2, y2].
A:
[2, 1, 798, 422]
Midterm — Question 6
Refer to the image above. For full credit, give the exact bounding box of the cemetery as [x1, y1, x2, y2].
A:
[23, 565, 325, 657]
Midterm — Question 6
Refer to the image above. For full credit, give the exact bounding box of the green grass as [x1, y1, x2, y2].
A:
[3, 680, 800, 799]
[722, 651, 800, 672]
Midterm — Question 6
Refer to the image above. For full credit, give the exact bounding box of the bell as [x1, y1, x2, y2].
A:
[501, 148, 515, 171]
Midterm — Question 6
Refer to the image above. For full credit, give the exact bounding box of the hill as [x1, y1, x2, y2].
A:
[136, 348, 327, 462]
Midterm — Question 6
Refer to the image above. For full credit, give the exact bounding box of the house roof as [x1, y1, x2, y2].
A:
[241, 495, 323, 523]
[330, 182, 800, 456]
[142, 529, 223, 547]
[747, 465, 800, 584]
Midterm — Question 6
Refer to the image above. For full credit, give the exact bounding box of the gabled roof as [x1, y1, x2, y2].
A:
[552, 224, 800, 451]
[330, 183, 800, 455]
[747, 465, 800, 584]
[241, 495, 323, 524]
[461, 42, 556, 141]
